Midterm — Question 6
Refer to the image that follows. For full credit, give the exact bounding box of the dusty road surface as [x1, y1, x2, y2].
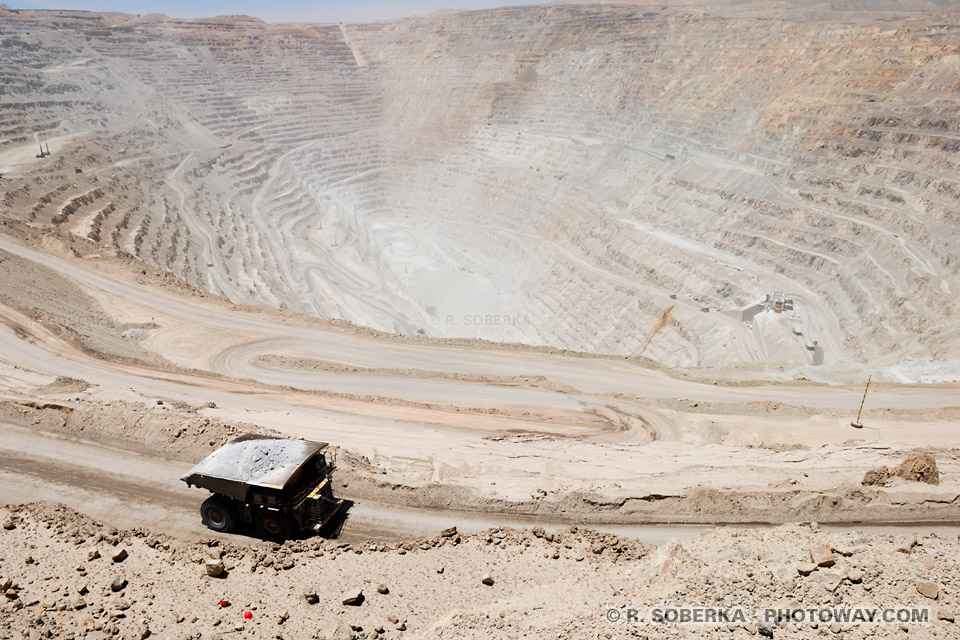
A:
[0, 420, 713, 545]
[0, 421, 204, 539]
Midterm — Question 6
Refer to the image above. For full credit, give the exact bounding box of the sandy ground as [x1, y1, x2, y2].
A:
[1, 380, 958, 535]
[0, 392, 957, 640]
[0, 503, 957, 639]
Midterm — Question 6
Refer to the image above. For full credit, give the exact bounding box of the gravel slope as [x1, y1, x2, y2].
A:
[0, 503, 956, 639]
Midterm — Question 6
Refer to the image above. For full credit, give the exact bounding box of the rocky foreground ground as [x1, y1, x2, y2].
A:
[0, 504, 956, 640]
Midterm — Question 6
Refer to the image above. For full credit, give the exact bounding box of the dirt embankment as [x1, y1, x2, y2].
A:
[0, 398, 260, 464]
[0, 248, 152, 365]
[252, 353, 580, 393]
[336, 455, 960, 526]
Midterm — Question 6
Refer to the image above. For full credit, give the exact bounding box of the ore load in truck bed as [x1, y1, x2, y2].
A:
[181, 434, 328, 491]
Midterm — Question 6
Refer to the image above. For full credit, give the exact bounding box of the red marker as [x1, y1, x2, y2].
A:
[219, 599, 230, 608]
[243, 611, 253, 620]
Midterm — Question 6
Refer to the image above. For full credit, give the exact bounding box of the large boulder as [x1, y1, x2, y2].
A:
[892, 451, 940, 485]
[861, 466, 889, 486]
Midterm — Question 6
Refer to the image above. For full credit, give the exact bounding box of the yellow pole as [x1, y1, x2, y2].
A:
[855, 375, 871, 425]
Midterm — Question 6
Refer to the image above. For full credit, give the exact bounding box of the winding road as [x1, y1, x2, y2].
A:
[0, 236, 957, 420]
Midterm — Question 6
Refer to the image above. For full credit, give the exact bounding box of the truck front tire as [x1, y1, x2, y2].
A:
[201, 496, 238, 533]
[255, 509, 294, 542]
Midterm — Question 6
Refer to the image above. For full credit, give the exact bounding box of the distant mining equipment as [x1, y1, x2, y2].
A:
[35, 142, 51, 158]
[763, 292, 793, 314]
[850, 376, 872, 429]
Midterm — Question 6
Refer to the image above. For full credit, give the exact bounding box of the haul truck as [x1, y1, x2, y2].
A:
[182, 434, 343, 541]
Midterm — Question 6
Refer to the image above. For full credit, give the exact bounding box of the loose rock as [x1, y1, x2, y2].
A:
[861, 466, 889, 486]
[341, 588, 364, 606]
[894, 537, 917, 553]
[205, 559, 225, 578]
[809, 544, 835, 567]
[916, 581, 939, 599]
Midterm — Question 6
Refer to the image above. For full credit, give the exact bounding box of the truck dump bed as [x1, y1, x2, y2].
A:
[181, 434, 329, 501]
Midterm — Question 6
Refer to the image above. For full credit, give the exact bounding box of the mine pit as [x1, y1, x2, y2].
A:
[0, 2, 958, 638]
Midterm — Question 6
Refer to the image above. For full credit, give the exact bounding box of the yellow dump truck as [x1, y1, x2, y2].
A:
[182, 434, 343, 541]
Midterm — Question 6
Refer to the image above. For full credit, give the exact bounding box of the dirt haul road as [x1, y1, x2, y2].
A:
[3, 420, 957, 552]
[0, 420, 721, 545]
[0, 236, 956, 413]
[0, 420, 526, 544]
[0, 235, 959, 526]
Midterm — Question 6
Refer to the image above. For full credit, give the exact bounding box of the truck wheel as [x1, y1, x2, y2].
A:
[254, 509, 294, 542]
[200, 496, 238, 533]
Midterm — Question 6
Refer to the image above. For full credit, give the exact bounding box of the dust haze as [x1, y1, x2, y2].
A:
[0, 1, 958, 638]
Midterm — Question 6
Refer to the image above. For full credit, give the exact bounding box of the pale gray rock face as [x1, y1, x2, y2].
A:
[2, 4, 959, 372]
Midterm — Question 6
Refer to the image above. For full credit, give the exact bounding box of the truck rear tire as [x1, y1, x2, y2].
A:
[201, 496, 238, 533]
[254, 509, 294, 542]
